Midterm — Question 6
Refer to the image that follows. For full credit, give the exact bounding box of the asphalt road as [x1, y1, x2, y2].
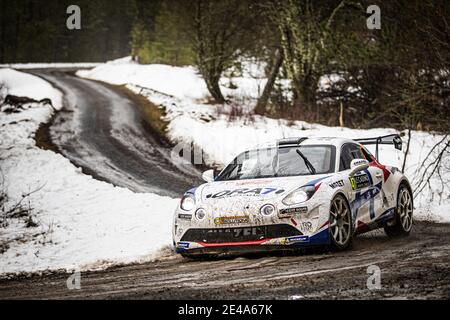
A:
[1, 70, 448, 300]
[32, 69, 201, 197]
[0, 222, 449, 299]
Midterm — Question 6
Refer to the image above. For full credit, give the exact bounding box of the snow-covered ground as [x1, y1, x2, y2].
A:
[79, 57, 450, 223]
[0, 68, 178, 275]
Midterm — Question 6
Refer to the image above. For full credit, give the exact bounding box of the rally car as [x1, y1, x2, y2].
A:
[173, 134, 413, 256]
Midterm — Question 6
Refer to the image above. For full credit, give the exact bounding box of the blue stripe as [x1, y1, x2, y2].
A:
[289, 228, 330, 246]
[351, 181, 382, 219]
[184, 187, 197, 196]
[302, 176, 331, 187]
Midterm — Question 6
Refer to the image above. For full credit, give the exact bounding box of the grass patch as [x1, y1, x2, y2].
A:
[114, 85, 171, 146]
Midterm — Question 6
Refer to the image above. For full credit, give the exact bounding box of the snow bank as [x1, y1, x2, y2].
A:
[79, 58, 450, 223]
[0, 68, 63, 107]
[76, 56, 266, 102]
[0, 68, 178, 274]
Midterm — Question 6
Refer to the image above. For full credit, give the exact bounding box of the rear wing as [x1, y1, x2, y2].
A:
[354, 134, 402, 159]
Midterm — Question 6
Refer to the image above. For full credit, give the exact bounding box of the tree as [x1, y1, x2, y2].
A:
[269, 0, 354, 115]
[192, 0, 258, 103]
[254, 48, 284, 114]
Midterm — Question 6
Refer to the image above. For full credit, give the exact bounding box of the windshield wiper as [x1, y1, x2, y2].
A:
[296, 149, 317, 175]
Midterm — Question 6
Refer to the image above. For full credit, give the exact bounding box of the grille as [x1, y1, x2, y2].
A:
[180, 224, 302, 243]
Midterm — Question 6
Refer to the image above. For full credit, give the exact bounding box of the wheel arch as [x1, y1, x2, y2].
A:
[330, 191, 354, 225]
[398, 178, 414, 208]
[397, 177, 414, 208]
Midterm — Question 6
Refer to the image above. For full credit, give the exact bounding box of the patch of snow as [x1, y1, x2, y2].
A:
[0, 68, 63, 108]
[79, 57, 450, 224]
[0, 68, 178, 274]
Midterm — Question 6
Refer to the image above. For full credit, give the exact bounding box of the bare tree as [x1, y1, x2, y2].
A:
[268, 0, 354, 114]
[192, 0, 258, 103]
[412, 135, 449, 203]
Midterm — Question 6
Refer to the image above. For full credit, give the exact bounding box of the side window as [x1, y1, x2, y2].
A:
[339, 144, 365, 171]
[349, 146, 364, 159]
[339, 145, 352, 171]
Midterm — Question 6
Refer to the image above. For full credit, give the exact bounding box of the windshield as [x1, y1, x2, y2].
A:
[216, 145, 336, 181]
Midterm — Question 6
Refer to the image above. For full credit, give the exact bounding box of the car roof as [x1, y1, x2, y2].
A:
[256, 137, 358, 150]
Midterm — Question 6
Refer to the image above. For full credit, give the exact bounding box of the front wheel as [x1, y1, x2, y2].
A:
[329, 194, 353, 251]
[384, 184, 413, 237]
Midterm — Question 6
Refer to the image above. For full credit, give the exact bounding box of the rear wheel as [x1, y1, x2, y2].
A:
[329, 194, 353, 251]
[384, 184, 413, 237]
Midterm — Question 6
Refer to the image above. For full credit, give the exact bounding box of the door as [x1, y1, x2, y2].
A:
[339, 143, 384, 225]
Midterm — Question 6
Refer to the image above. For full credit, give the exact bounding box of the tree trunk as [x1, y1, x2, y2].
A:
[205, 75, 225, 103]
[293, 80, 316, 116]
[401, 129, 411, 173]
[339, 102, 345, 127]
[255, 48, 284, 115]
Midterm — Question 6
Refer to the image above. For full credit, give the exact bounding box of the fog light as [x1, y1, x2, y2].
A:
[195, 208, 206, 220]
[260, 204, 275, 216]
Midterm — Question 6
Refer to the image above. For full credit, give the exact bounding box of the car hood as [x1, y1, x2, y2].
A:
[199, 174, 330, 203]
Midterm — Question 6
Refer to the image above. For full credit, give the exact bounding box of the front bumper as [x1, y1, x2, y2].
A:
[175, 224, 330, 255]
[173, 193, 333, 256]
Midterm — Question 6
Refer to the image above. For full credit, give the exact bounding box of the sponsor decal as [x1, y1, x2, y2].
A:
[329, 180, 344, 189]
[279, 206, 308, 216]
[353, 159, 367, 166]
[349, 173, 371, 190]
[370, 161, 391, 182]
[285, 235, 310, 244]
[351, 181, 383, 220]
[177, 242, 190, 248]
[299, 221, 313, 233]
[207, 187, 285, 199]
[178, 214, 192, 220]
[214, 216, 250, 225]
[206, 226, 264, 239]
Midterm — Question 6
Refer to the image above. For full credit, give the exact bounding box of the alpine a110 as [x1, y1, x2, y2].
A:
[173, 134, 413, 256]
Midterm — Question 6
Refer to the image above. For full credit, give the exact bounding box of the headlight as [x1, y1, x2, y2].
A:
[260, 204, 275, 216]
[195, 208, 206, 220]
[180, 194, 195, 211]
[282, 186, 316, 205]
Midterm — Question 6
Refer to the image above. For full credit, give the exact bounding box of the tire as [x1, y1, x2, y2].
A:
[384, 183, 413, 238]
[329, 194, 354, 251]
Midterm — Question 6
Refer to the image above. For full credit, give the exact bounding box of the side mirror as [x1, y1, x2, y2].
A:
[349, 159, 369, 176]
[202, 169, 215, 182]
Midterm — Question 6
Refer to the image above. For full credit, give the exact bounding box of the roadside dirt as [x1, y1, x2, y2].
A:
[1, 221, 448, 299]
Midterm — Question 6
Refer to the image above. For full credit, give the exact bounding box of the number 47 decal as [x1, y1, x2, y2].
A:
[352, 182, 382, 220]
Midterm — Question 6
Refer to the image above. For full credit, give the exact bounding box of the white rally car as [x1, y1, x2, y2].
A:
[173, 135, 413, 256]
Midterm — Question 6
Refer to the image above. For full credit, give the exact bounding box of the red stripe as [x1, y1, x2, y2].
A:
[197, 239, 271, 247]
[318, 220, 330, 230]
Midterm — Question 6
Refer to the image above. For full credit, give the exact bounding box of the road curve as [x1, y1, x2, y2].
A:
[32, 69, 201, 197]
[0, 222, 449, 299]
